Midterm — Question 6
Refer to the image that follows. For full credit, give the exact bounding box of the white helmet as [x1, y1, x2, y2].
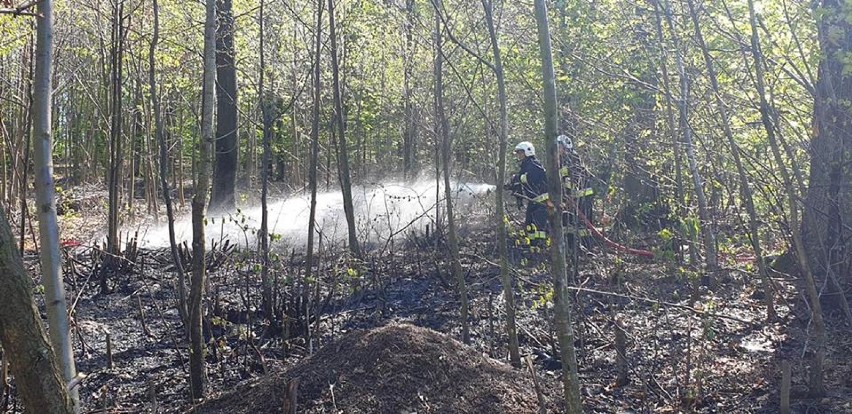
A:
[556, 134, 573, 150]
[514, 141, 535, 157]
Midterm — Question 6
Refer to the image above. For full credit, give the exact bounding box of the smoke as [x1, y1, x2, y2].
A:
[138, 178, 495, 252]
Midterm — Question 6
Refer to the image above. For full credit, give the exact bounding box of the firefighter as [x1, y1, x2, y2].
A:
[556, 135, 594, 248]
[505, 141, 550, 247]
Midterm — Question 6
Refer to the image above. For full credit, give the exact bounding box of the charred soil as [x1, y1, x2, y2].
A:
[1, 189, 851, 413]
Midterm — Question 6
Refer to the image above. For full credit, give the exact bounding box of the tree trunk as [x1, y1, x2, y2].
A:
[533, 1, 582, 411]
[650, 0, 686, 263]
[432, 0, 469, 344]
[129, 79, 144, 211]
[327, 0, 361, 259]
[210, 0, 238, 213]
[175, 109, 186, 208]
[685, 0, 775, 320]
[18, 95, 31, 257]
[143, 95, 160, 221]
[14, 37, 33, 235]
[150, 0, 188, 333]
[661, 0, 718, 275]
[258, 0, 274, 322]
[304, 0, 324, 345]
[402, 0, 418, 179]
[106, 0, 125, 275]
[0, 115, 6, 206]
[0, 57, 6, 206]
[190, 0, 217, 400]
[482, 0, 519, 367]
[746, 0, 827, 396]
[0, 209, 73, 414]
[30, 0, 80, 408]
[803, 0, 852, 316]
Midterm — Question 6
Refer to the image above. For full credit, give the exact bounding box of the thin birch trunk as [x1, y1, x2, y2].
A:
[533, 1, 582, 410]
[106, 0, 125, 271]
[304, 0, 324, 348]
[685, 0, 775, 319]
[149, 0, 188, 333]
[30, 0, 80, 408]
[650, 0, 686, 263]
[482, 0, 519, 366]
[327, 0, 362, 259]
[190, 0, 217, 399]
[432, 0, 469, 344]
[661, 0, 718, 275]
[259, 0, 273, 322]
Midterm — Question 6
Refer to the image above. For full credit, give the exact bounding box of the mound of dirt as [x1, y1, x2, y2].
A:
[201, 322, 558, 413]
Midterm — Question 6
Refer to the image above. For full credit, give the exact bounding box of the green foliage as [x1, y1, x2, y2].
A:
[680, 216, 701, 244]
[701, 301, 717, 341]
[531, 284, 554, 310]
[346, 267, 359, 280]
[0, 0, 823, 269]
[0, 16, 29, 57]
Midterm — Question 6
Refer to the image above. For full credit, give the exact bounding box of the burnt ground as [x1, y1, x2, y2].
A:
[2, 188, 852, 413]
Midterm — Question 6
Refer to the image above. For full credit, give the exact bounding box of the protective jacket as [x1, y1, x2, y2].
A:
[559, 150, 593, 199]
[513, 156, 548, 203]
[508, 156, 549, 245]
[559, 149, 594, 241]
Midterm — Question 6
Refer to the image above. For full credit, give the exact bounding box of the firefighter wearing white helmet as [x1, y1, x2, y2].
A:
[505, 141, 549, 246]
[556, 134, 594, 248]
[556, 135, 573, 151]
[514, 141, 536, 157]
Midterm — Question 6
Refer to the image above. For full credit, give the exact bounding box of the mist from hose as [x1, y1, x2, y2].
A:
[139, 179, 495, 252]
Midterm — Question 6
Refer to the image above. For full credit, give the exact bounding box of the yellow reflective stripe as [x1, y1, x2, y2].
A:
[532, 193, 549, 203]
[527, 230, 547, 239]
[573, 188, 593, 198]
[559, 166, 569, 178]
[563, 181, 573, 190]
[520, 173, 528, 184]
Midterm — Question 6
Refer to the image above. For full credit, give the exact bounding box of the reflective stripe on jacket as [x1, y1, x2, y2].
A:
[514, 156, 547, 203]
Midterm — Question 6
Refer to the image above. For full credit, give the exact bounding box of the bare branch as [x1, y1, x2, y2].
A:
[429, 0, 495, 72]
[0, 0, 41, 17]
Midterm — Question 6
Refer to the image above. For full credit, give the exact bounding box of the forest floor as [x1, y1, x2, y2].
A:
[3, 183, 851, 413]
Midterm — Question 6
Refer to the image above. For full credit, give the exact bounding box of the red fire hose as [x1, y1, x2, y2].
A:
[513, 190, 655, 258]
[574, 205, 655, 259]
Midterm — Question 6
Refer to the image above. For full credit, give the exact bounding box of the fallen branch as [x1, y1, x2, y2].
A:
[525, 355, 547, 414]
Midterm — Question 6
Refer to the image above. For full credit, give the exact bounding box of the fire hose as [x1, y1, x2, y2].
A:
[509, 190, 655, 259]
[573, 205, 654, 258]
